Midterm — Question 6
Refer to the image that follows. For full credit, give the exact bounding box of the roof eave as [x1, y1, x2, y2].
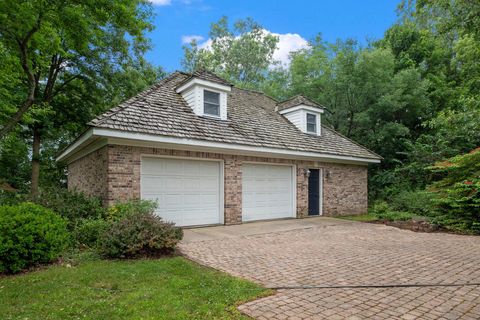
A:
[58, 127, 380, 165]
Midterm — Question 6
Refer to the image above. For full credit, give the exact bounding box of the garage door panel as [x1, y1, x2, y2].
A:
[242, 164, 294, 222]
[141, 157, 222, 226]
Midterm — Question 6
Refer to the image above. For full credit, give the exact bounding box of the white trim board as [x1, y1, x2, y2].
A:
[278, 104, 325, 114]
[176, 78, 232, 94]
[57, 127, 381, 164]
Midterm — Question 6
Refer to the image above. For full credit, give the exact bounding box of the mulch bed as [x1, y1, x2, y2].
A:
[370, 219, 444, 233]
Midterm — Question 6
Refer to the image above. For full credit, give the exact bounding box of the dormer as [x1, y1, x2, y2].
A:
[176, 70, 232, 120]
[276, 95, 325, 136]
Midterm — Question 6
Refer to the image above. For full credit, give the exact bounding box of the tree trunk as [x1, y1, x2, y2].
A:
[30, 127, 41, 196]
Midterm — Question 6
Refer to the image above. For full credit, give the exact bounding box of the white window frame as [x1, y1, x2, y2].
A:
[203, 89, 221, 118]
[306, 113, 317, 134]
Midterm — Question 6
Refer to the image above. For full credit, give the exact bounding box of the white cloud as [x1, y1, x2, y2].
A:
[267, 31, 310, 67]
[149, 0, 171, 6]
[189, 29, 309, 68]
[181, 35, 205, 44]
[198, 38, 212, 50]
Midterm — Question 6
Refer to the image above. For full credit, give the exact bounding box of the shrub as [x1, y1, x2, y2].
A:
[0, 202, 69, 273]
[106, 199, 157, 221]
[28, 187, 105, 229]
[370, 201, 390, 215]
[389, 190, 437, 216]
[427, 148, 480, 233]
[370, 201, 414, 221]
[430, 179, 480, 233]
[375, 210, 415, 222]
[98, 212, 183, 258]
[72, 218, 109, 248]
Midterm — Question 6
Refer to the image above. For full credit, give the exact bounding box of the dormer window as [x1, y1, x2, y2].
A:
[276, 95, 324, 136]
[204, 90, 220, 117]
[306, 113, 317, 133]
[175, 71, 232, 120]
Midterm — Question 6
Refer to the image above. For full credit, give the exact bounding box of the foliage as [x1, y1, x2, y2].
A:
[106, 199, 158, 221]
[182, 16, 278, 88]
[72, 218, 109, 249]
[426, 149, 480, 232]
[388, 190, 436, 216]
[98, 201, 183, 258]
[0, 202, 69, 273]
[0, 0, 155, 134]
[376, 210, 415, 222]
[266, 36, 430, 171]
[0, 0, 163, 194]
[0, 257, 267, 320]
[370, 201, 415, 221]
[371, 149, 480, 233]
[27, 187, 105, 230]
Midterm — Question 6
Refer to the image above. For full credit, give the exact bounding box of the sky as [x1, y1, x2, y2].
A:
[146, 0, 400, 72]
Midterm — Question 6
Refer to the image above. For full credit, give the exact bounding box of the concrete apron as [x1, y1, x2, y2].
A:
[181, 216, 354, 243]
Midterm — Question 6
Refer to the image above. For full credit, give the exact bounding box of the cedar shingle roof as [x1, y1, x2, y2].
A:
[90, 71, 381, 161]
[276, 95, 325, 111]
[176, 69, 232, 88]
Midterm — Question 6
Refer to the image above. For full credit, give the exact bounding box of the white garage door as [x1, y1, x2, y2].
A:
[242, 163, 295, 221]
[141, 157, 222, 227]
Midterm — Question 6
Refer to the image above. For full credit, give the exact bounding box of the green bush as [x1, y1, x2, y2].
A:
[0, 202, 69, 273]
[389, 190, 436, 216]
[72, 218, 109, 248]
[375, 210, 415, 222]
[106, 199, 157, 221]
[430, 179, 480, 233]
[28, 187, 105, 229]
[370, 201, 390, 215]
[98, 208, 183, 258]
[427, 149, 480, 233]
[370, 201, 414, 221]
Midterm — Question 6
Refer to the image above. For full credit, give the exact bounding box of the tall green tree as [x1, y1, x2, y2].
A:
[0, 0, 159, 194]
[182, 17, 279, 89]
[282, 37, 430, 167]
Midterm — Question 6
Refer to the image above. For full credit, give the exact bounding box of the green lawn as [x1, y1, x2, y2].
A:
[337, 213, 379, 222]
[0, 256, 269, 320]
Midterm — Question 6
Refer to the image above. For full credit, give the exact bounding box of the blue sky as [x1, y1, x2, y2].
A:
[146, 0, 400, 71]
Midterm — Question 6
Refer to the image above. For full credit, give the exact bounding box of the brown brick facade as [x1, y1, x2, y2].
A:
[68, 144, 368, 223]
[68, 146, 108, 204]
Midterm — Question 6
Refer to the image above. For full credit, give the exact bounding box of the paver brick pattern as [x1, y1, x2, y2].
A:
[179, 221, 480, 319]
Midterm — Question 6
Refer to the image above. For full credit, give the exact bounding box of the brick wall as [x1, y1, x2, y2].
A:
[67, 146, 108, 204]
[68, 144, 369, 223]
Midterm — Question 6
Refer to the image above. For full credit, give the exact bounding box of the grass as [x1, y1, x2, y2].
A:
[337, 213, 379, 222]
[0, 256, 269, 320]
[338, 211, 418, 223]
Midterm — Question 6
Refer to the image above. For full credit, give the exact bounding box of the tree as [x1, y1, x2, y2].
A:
[181, 17, 279, 89]
[0, 0, 157, 195]
[283, 37, 430, 167]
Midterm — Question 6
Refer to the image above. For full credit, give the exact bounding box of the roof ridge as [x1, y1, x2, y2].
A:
[277, 94, 318, 105]
[89, 72, 182, 126]
[234, 86, 280, 103]
[278, 94, 303, 104]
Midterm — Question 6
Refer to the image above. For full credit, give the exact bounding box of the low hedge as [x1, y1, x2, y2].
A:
[0, 202, 69, 273]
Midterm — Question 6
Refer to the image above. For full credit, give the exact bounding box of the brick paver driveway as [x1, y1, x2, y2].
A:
[179, 218, 480, 319]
